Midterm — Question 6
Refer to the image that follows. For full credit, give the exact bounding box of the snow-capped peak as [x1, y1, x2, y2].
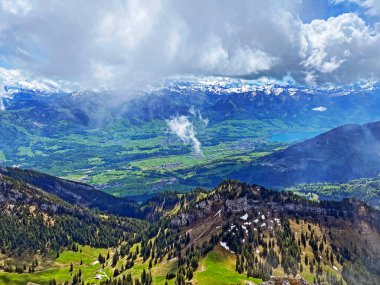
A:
[0, 67, 81, 110]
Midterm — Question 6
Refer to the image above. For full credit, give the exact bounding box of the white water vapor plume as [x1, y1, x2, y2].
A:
[0, 82, 6, 111]
[167, 115, 204, 157]
[189, 106, 209, 127]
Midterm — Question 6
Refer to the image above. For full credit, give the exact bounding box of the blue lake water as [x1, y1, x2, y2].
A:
[269, 131, 322, 143]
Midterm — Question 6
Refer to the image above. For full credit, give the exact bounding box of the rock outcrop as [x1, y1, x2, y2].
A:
[259, 276, 314, 285]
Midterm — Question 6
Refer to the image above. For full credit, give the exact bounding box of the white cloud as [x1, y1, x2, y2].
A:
[304, 72, 317, 86]
[0, 67, 81, 110]
[1, 0, 31, 15]
[362, 0, 380, 16]
[199, 37, 276, 76]
[0, 78, 9, 110]
[0, 0, 300, 88]
[299, 13, 380, 84]
[0, 67, 76, 93]
[199, 37, 229, 72]
[312, 106, 327, 112]
[0, 1, 380, 88]
[167, 115, 204, 156]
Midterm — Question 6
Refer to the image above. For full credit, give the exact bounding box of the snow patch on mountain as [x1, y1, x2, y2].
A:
[159, 76, 379, 99]
[0, 67, 81, 110]
[0, 72, 379, 111]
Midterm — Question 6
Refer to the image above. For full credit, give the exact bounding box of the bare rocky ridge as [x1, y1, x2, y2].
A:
[169, 180, 380, 284]
[260, 276, 312, 285]
[171, 181, 380, 232]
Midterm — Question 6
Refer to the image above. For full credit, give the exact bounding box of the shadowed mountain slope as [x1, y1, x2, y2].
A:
[236, 121, 380, 187]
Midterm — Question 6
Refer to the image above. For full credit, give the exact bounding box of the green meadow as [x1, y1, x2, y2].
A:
[194, 245, 262, 285]
[0, 246, 109, 285]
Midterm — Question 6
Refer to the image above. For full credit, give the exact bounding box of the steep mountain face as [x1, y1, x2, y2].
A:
[0, 167, 143, 217]
[167, 181, 380, 285]
[0, 173, 146, 256]
[236, 121, 380, 188]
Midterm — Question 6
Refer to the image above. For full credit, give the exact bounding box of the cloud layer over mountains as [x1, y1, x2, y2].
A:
[1, 0, 380, 89]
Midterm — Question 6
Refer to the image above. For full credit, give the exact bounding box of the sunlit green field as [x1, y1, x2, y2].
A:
[194, 245, 261, 285]
[1, 114, 298, 198]
[0, 246, 110, 285]
[0, 106, 331, 199]
[286, 176, 380, 209]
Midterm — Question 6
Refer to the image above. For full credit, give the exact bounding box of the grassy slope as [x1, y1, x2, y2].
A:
[0, 246, 109, 285]
[0, 218, 353, 285]
[193, 245, 261, 285]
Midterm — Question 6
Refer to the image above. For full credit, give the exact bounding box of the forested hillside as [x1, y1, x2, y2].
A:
[0, 173, 146, 256]
[286, 176, 380, 209]
[1, 174, 379, 285]
[0, 167, 143, 217]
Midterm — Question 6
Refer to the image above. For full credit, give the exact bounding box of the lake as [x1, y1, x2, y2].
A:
[269, 131, 322, 143]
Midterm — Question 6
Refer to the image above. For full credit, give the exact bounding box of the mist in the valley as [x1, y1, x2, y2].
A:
[166, 107, 209, 157]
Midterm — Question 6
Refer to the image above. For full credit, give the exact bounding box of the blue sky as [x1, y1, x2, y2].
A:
[0, 0, 380, 90]
[300, 0, 361, 21]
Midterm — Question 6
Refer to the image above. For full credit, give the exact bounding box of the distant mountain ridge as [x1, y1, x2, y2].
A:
[237, 121, 380, 187]
[0, 167, 143, 218]
[2, 77, 380, 197]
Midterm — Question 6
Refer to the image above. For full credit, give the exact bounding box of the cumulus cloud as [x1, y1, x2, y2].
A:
[299, 13, 380, 84]
[0, 0, 380, 88]
[167, 115, 204, 157]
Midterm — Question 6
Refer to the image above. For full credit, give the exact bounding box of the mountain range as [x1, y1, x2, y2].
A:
[1, 78, 380, 284]
[1, 79, 380, 198]
[0, 169, 379, 285]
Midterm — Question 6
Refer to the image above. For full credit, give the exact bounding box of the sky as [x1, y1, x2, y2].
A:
[1, 0, 380, 90]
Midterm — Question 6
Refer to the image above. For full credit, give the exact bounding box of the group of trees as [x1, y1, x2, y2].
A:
[225, 217, 347, 284]
[234, 231, 276, 280]
[0, 206, 145, 256]
[277, 219, 300, 276]
[0, 175, 147, 257]
[1, 258, 39, 274]
[101, 220, 219, 285]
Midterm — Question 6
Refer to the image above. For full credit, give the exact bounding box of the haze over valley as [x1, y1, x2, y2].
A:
[0, 1, 380, 285]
